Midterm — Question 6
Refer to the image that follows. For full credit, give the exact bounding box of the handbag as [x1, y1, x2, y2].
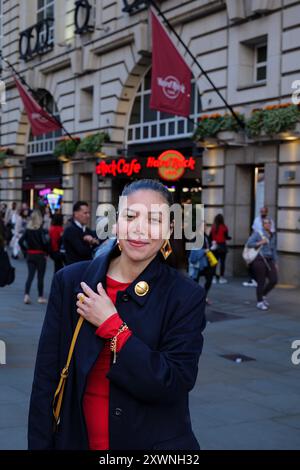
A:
[52, 316, 85, 429]
[242, 230, 266, 265]
[242, 246, 260, 265]
[206, 250, 218, 267]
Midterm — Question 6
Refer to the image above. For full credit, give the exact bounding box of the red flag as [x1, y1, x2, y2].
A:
[150, 9, 192, 118]
[14, 77, 62, 136]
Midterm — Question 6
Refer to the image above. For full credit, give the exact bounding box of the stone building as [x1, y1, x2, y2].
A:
[0, 0, 299, 284]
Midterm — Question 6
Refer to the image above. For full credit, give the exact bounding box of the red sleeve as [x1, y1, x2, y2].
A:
[96, 313, 132, 352]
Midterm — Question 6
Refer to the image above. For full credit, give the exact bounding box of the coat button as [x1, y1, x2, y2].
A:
[122, 294, 129, 302]
[114, 408, 122, 416]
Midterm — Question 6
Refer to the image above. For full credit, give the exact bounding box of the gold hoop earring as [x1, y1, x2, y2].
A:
[117, 240, 122, 252]
[160, 239, 172, 260]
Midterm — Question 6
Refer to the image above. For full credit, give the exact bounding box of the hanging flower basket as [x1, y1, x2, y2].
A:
[76, 132, 110, 155]
[54, 137, 81, 159]
[194, 112, 244, 145]
[246, 103, 300, 140]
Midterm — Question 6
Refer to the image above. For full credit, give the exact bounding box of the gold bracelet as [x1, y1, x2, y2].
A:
[110, 322, 129, 364]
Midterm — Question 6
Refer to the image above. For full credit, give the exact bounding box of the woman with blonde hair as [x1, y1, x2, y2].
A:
[19, 210, 50, 304]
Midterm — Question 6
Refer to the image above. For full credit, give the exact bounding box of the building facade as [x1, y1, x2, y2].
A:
[0, 0, 299, 284]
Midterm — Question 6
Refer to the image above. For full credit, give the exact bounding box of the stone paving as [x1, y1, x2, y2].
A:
[0, 257, 299, 450]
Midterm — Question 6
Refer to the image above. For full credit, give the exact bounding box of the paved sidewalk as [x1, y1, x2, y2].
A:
[0, 257, 299, 450]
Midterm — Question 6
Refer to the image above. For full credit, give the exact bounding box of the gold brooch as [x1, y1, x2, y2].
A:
[134, 281, 150, 297]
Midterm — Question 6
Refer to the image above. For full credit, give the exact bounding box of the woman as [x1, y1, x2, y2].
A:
[28, 179, 206, 450]
[0, 213, 15, 288]
[19, 210, 49, 305]
[210, 214, 231, 284]
[49, 213, 64, 273]
[246, 217, 278, 311]
[10, 208, 29, 259]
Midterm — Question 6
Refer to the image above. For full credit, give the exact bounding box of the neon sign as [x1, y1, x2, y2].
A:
[95, 151, 196, 181]
[96, 158, 141, 177]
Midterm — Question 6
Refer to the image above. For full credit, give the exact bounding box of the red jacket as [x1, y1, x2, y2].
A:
[210, 223, 229, 244]
[49, 225, 63, 252]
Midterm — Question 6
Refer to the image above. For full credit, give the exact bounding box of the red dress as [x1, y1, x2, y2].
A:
[83, 275, 132, 450]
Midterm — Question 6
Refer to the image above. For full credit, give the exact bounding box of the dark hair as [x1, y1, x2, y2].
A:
[73, 201, 88, 213]
[121, 179, 174, 211]
[214, 213, 224, 231]
[52, 214, 63, 226]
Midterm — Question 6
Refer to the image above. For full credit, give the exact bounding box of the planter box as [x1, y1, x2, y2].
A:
[74, 151, 98, 161]
[217, 130, 237, 141]
[217, 131, 247, 146]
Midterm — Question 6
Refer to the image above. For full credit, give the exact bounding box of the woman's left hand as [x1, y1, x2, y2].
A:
[76, 282, 117, 328]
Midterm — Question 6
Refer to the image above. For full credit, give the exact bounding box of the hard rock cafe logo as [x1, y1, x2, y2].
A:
[95, 150, 196, 181]
[157, 76, 186, 100]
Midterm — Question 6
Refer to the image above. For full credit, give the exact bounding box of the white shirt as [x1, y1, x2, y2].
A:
[74, 219, 86, 233]
[252, 216, 275, 234]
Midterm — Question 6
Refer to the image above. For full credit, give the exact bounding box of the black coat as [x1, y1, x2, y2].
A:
[19, 227, 49, 254]
[62, 220, 96, 265]
[28, 242, 206, 450]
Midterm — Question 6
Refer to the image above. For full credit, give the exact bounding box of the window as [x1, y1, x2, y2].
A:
[127, 69, 202, 144]
[27, 90, 62, 157]
[254, 43, 267, 83]
[237, 35, 268, 88]
[37, 0, 55, 45]
[80, 86, 94, 121]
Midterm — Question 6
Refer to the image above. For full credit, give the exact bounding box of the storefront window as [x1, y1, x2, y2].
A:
[127, 69, 202, 144]
[27, 90, 62, 157]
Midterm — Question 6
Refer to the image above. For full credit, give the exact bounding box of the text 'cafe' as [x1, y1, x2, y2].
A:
[95, 149, 202, 205]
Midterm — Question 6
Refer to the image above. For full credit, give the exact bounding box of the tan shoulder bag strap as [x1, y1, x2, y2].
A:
[53, 316, 85, 427]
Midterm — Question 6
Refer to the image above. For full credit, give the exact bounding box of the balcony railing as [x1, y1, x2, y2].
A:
[19, 18, 54, 61]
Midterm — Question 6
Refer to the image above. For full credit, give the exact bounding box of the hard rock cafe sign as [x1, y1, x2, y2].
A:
[95, 150, 196, 181]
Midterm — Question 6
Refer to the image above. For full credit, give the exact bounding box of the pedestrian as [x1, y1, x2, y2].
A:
[62, 201, 100, 265]
[0, 214, 15, 288]
[188, 229, 215, 304]
[252, 206, 275, 234]
[49, 213, 64, 273]
[4, 201, 18, 244]
[243, 206, 276, 287]
[246, 217, 278, 310]
[28, 179, 206, 450]
[43, 206, 52, 232]
[19, 210, 49, 305]
[209, 214, 231, 284]
[10, 208, 29, 259]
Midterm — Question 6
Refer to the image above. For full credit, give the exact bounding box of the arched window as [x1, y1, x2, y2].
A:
[127, 69, 202, 144]
[27, 90, 62, 156]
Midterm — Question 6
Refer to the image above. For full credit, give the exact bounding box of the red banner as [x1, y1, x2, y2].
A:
[15, 77, 62, 136]
[150, 9, 192, 118]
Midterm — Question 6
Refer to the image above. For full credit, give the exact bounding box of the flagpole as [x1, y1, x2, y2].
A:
[148, 0, 245, 130]
[0, 54, 77, 143]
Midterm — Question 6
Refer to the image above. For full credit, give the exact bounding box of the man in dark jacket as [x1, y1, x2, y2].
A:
[63, 201, 99, 265]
